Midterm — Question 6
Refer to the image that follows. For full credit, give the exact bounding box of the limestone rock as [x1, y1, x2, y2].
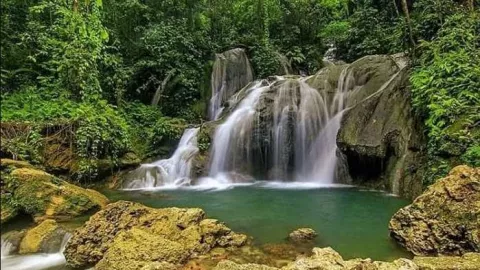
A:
[335, 55, 425, 198]
[288, 228, 317, 243]
[389, 165, 480, 256]
[64, 201, 247, 268]
[140, 261, 179, 270]
[414, 253, 480, 270]
[214, 260, 280, 270]
[283, 247, 418, 270]
[5, 168, 108, 221]
[95, 228, 189, 270]
[19, 219, 67, 254]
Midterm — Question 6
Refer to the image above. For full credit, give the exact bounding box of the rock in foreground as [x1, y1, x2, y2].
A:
[389, 165, 480, 255]
[214, 247, 419, 270]
[19, 219, 67, 254]
[64, 201, 248, 268]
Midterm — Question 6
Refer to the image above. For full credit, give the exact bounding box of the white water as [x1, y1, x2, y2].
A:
[1, 233, 71, 270]
[124, 128, 200, 189]
[207, 67, 352, 185]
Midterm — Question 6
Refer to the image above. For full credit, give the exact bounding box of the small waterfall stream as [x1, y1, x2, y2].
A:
[124, 128, 200, 189]
[1, 233, 72, 270]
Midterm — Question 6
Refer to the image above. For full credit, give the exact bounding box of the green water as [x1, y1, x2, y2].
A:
[102, 186, 412, 261]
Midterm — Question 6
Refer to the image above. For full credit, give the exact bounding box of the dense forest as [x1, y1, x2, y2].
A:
[1, 0, 479, 185]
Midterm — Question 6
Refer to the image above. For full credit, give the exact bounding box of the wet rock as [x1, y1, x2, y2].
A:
[288, 228, 317, 243]
[414, 253, 480, 270]
[64, 201, 248, 268]
[95, 228, 188, 270]
[389, 165, 480, 256]
[19, 219, 67, 254]
[4, 167, 108, 221]
[335, 55, 426, 198]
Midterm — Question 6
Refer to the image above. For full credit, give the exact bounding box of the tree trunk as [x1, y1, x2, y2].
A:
[401, 0, 415, 49]
[151, 72, 173, 106]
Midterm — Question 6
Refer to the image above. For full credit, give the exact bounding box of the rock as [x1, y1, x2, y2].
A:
[1, 194, 18, 224]
[214, 260, 280, 270]
[335, 55, 426, 198]
[414, 253, 480, 270]
[288, 228, 317, 243]
[389, 165, 480, 256]
[19, 219, 67, 254]
[210, 48, 254, 120]
[282, 247, 418, 270]
[3, 167, 108, 221]
[95, 228, 189, 270]
[64, 201, 247, 268]
[140, 261, 179, 270]
[0, 159, 35, 169]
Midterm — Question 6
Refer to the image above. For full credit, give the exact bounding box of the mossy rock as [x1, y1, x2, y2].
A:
[95, 228, 189, 270]
[1, 194, 19, 224]
[389, 165, 480, 255]
[414, 253, 480, 270]
[19, 219, 67, 254]
[64, 201, 247, 268]
[0, 159, 35, 170]
[6, 167, 108, 221]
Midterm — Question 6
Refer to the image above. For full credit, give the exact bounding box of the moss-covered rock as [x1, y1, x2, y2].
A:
[389, 165, 480, 256]
[1, 194, 19, 224]
[0, 159, 35, 169]
[414, 253, 480, 270]
[19, 219, 67, 254]
[3, 167, 108, 222]
[95, 228, 189, 270]
[64, 201, 248, 268]
[335, 55, 426, 199]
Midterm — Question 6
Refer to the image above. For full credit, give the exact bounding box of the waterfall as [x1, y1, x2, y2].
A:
[209, 48, 254, 120]
[1, 239, 13, 258]
[208, 67, 353, 184]
[1, 233, 72, 270]
[124, 128, 200, 189]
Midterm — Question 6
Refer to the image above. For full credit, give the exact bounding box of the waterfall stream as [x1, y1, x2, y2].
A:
[1, 233, 72, 270]
[123, 128, 200, 189]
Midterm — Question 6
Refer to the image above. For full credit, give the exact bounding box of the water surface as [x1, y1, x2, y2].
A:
[103, 185, 412, 261]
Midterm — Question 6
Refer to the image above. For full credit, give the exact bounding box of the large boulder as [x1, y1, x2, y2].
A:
[18, 219, 67, 254]
[64, 201, 248, 268]
[334, 55, 425, 198]
[389, 165, 480, 255]
[2, 167, 108, 222]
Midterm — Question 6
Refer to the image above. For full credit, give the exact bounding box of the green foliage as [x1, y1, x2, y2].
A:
[74, 101, 130, 180]
[410, 11, 480, 186]
[150, 118, 187, 155]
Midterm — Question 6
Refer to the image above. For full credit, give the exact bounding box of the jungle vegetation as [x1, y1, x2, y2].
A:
[1, 0, 478, 184]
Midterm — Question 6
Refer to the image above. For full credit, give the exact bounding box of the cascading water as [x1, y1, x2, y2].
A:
[209, 48, 254, 120]
[208, 67, 354, 184]
[123, 128, 200, 189]
[1, 239, 13, 258]
[1, 233, 72, 270]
